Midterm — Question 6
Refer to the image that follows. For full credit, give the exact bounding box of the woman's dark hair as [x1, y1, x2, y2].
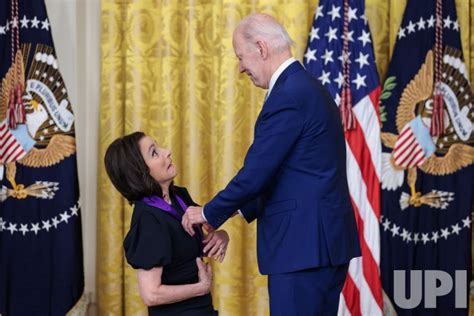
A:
[104, 131, 165, 203]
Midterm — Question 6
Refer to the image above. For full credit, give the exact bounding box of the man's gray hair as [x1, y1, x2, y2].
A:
[237, 13, 294, 52]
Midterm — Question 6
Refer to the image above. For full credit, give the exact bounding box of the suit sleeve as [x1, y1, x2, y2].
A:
[239, 197, 262, 223]
[204, 101, 303, 228]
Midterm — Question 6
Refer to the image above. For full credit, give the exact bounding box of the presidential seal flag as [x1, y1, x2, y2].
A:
[0, 0, 86, 315]
[303, 1, 383, 315]
[380, 0, 474, 315]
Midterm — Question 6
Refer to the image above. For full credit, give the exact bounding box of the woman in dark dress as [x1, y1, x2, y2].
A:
[104, 132, 229, 315]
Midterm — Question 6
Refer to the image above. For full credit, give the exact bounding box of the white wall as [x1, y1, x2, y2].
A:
[45, 0, 100, 306]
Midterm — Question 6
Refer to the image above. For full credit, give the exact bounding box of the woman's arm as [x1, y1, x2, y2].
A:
[137, 258, 212, 306]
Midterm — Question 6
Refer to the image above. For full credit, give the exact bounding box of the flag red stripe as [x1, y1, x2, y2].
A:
[406, 147, 424, 167]
[397, 124, 411, 140]
[4, 138, 21, 159]
[394, 137, 417, 164]
[393, 134, 416, 159]
[368, 86, 381, 127]
[398, 141, 421, 166]
[10, 148, 26, 162]
[1, 132, 15, 148]
[413, 150, 427, 166]
[345, 117, 380, 219]
[342, 274, 362, 316]
[351, 196, 384, 309]
[4, 144, 23, 162]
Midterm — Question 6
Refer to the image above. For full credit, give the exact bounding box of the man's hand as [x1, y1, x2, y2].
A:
[181, 206, 206, 236]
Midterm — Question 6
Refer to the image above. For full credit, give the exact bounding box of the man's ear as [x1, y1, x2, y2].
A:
[256, 40, 268, 59]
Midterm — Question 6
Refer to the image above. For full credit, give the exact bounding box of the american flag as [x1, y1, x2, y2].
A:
[303, 1, 383, 315]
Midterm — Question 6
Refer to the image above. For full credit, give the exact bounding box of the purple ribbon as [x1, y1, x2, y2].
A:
[142, 194, 204, 253]
[142, 194, 188, 221]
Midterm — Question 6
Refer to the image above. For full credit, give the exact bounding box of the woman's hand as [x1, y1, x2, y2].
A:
[196, 258, 212, 295]
[203, 230, 229, 262]
[202, 223, 215, 233]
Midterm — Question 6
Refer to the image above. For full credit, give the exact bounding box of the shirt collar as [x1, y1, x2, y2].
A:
[267, 57, 297, 98]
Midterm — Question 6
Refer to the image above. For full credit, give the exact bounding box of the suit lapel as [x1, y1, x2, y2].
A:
[257, 61, 304, 126]
[269, 61, 303, 96]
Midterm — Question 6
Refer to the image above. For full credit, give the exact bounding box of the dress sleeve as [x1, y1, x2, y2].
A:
[123, 211, 172, 270]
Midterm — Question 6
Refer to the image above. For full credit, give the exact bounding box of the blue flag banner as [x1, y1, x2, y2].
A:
[380, 0, 474, 315]
[0, 1, 85, 315]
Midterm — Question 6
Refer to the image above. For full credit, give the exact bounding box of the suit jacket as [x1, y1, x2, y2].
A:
[204, 61, 361, 275]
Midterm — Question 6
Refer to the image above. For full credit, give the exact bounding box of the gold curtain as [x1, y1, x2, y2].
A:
[97, 0, 474, 315]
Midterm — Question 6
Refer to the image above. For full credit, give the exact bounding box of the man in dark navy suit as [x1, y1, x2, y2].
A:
[182, 13, 361, 315]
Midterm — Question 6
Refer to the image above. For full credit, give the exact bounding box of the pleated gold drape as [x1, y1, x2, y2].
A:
[97, 1, 474, 315]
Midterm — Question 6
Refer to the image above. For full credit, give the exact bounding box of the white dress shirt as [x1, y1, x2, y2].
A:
[266, 57, 297, 99]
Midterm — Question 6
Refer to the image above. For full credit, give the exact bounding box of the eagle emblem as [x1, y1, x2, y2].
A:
[0, 44, 76, 201]
[381, 48, 474, 210]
